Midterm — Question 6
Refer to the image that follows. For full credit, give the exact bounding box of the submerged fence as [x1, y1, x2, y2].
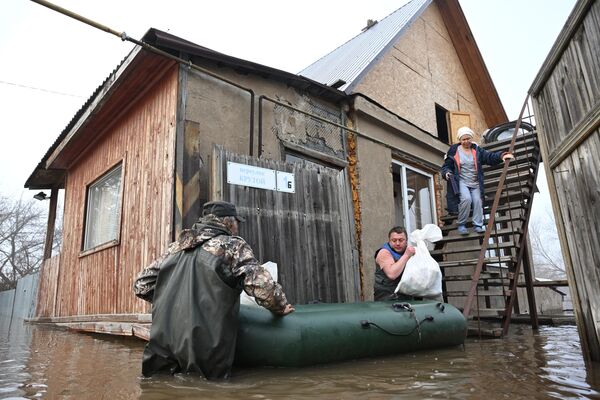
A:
[0, 273, 39, 322]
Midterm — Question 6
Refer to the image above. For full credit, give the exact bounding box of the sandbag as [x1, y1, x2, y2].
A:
[396, 224, 443, 297]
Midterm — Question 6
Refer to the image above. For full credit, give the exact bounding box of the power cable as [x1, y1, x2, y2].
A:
[0, 79, 85, 98]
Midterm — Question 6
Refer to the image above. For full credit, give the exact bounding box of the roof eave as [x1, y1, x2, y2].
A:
[25, 28, 349, 189]
[24, 45, 145, 189]
[436, 0, 508, 126]
[143, 28, 347, 102]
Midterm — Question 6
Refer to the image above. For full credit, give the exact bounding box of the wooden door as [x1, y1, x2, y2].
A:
[211, 145, 359, 304]
[448, 111, 473, 144]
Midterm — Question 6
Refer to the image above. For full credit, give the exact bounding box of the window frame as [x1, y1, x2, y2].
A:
[392, 160, 437, 234]
[282, 141, 347, 169]
[80, 160, 125, 257]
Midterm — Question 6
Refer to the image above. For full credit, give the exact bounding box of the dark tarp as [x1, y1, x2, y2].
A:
[142, 246, 242, 379]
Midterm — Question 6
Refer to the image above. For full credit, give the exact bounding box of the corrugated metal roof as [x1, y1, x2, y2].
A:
[299, 0, 431, 93]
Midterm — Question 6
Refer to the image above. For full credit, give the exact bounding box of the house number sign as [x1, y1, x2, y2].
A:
[227, 162, 295, 193]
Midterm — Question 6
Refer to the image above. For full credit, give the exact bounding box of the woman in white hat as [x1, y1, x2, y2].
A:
[441, 126, 514, 235]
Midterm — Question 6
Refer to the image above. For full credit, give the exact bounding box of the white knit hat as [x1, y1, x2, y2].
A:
[457, 126, 475, 141]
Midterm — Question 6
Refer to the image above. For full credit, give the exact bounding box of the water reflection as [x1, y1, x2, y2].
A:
[1, 316, 599, 399]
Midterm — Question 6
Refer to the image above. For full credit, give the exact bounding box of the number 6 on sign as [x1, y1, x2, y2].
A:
[276, 171, 295, 193]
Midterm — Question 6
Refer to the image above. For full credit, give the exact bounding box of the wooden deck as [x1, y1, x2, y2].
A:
[29, 313, 152, 341]
[28, 310, 575, 343]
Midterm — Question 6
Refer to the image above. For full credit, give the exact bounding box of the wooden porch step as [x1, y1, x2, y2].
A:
[484, 174, 534, 189]
[479, 144, 539, 161]
[484, 163, 534, 179]
[483, 196, 531, 210]
[484, 200, 531, 213]
[441, 216, 524, 232]
[446, 289, 510, 297]
[431, 241, 516, 256]
[437, 227, 522, 243]
[469, 308, 506, 317]
[443, 272, 501, 281]
[467, 326, 503, 338]
[481, 132, 537, 152]
[483, 188, 532, 201]
[517, 280, 569, 287]
[439, 256, 515, 268]
[458, 306, 507, 317]
[440, 202, 527, 223]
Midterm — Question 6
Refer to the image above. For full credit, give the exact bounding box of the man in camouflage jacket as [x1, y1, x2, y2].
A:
[135, 201, 294, 379]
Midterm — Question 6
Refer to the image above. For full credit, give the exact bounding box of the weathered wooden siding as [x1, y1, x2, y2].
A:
[214, 147, 359, 304]
[35, 255, 60, 318]
[533, 0, 600, 155]
[54, 66, 178, 317]
[548, 129, 600, 357]
[531, 0, 600, 361]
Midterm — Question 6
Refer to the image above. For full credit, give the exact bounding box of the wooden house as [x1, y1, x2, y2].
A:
[530, 0, 600, 362]
[26, 0, 507, 324]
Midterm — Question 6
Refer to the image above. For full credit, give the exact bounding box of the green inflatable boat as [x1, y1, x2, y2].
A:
[235, 300, 467, 367]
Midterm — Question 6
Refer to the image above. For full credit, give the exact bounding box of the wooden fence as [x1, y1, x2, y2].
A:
[530, 0, 600, 361]
[35, 255, 60, 318]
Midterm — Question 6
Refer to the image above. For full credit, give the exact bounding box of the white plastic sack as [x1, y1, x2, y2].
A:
[240, 261, 278, 307]
[395, 224, 443, 298]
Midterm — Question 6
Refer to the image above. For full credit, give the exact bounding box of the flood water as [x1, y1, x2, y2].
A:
[1, 316, 600, 399]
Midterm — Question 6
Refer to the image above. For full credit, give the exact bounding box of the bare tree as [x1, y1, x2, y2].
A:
[0, 195, 47, 291]
[529, 209, 566, 280]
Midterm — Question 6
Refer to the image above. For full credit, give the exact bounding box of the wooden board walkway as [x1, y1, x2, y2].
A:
[29, 311, 575, 342]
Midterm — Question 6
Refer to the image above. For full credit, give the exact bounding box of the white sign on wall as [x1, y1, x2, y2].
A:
[227, 162, 276, 190]
[227, 162, 295, 193]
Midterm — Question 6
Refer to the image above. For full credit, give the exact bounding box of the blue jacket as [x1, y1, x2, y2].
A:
[441, 143, 505, 214]
[373, 243, 404, 301]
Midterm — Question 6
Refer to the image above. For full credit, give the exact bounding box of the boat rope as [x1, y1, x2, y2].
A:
[359, 315, 434, 340]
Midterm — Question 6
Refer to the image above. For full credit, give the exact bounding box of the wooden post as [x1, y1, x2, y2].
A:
[522, 235, 539, 330]
[43, 188, 58, 260]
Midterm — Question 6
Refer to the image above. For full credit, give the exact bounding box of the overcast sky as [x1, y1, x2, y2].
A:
[0, 0, 575, 218]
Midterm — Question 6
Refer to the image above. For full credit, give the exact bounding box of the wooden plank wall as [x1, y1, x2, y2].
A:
[53, 66, 178, 317]
[531, 0, 600, 361]
[550, 129, 600, 357]
[533, 0, 600, 154]
[214, 147, 359, 304]
[35, 255, 60, 317]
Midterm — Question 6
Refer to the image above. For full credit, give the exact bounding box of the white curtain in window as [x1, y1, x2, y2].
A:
[392, 162, 435, 233]
[84, 165, 122, 250]
[406, 169, 433, 232]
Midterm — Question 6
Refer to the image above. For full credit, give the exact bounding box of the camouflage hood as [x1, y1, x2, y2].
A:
[170, 215, 232, 253]
[193, 214, 232, 235]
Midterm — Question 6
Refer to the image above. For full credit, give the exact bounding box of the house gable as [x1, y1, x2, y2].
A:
[353, 1, 489, 137]
[300, 0, 507, 136]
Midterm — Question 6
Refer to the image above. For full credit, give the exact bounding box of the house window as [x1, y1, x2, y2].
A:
[392, 161, 436, 233]
[82, 163, 123, 251]
[435, 103, 449, 144]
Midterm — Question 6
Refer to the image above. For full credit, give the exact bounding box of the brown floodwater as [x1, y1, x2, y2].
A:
[1, 316, 599, 399]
